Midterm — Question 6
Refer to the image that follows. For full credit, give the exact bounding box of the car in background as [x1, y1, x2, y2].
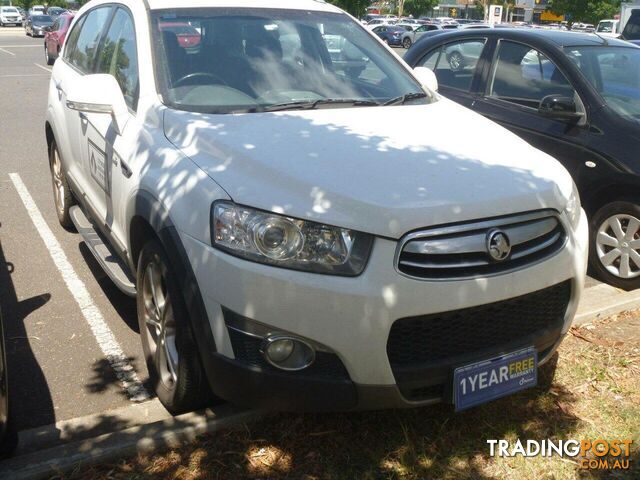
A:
[366, 18, 395, 28]
[596, 19, 620, 37]
[25, 14, 53, 37]
[396, 23, 419, 32]
[45, 13, 74, 65]
[571, 22, 595, 33]
[158, 22, 201, 49]
[47, 7, 68, 19]
[406, 29, 640, 289]
[28, 5, 46, 16]
[371, 25, 406, 46]
[0, 6, 22, 26]
[401, 23, 457, 48]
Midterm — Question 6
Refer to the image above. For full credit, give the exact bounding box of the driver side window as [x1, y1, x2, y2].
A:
[488, 41, 576, 109]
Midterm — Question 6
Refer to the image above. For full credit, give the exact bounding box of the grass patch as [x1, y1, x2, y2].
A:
[67, 312, 639, 480]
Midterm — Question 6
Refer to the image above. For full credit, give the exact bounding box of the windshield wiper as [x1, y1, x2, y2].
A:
[384, 92, 428, 106]
[262, 98, 380, 112]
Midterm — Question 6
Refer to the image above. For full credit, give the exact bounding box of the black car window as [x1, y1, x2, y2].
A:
[66, 6, 112, 73]
[488, 41, 575, 109]
[96, 8, 139, 111]
[417, 39, 486, 92]
[623, 10, 640, 40]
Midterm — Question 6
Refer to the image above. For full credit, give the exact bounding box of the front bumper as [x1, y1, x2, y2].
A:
[181, 210, 589, 410]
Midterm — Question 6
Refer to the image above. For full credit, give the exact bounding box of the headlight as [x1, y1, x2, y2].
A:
[564, 181, 581, 230]
[211, 201, 373, 275]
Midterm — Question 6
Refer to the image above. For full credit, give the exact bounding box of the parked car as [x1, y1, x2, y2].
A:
[45, 13, 74, 65]
[372, 25, 409, 46]
[596, 19, 620, 37]
[401, 23, 456, 49]
[47, 0, 588, 413]
[28, 5, 46, 16]
[25, 14, 53, 37]
[0, 307, 14, 456]
[406, 29, 640, 289]
[366, 18, 395, 28]
[46, 7, 68, 19]
[0, 6, 22, 26]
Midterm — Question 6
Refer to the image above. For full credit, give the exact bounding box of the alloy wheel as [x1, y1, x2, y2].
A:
[142, 260, 179, 389]
[595, 214, 640, 279]
[51, 147, 65, 217]
[449, 52, 463, 71]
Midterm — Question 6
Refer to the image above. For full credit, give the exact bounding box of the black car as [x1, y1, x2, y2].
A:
[25, 14, 53, 37]
[405, 29, 640, 290]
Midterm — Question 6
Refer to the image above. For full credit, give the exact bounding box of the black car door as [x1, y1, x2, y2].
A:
[412, 36, 491, 108]
[471, 39, 600, 187]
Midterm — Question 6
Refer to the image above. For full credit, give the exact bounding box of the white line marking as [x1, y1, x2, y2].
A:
[0, 45, 42, 48]
[9, 173, 150, 402]
[0, 47, 15, 56]
[0, 73, 49, 78]
[33, 62, 51, 73]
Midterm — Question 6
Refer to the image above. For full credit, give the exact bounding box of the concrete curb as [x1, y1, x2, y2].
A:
[575, 283, 640, 325]
[0, 404, 263, 480]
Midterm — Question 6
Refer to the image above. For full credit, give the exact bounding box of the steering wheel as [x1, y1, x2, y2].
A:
[173, 72, 227, 89]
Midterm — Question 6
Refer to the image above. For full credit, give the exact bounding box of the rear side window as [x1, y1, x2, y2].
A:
[96, 8, 139, 111]
[65, 6, 112, 73]
[417, 39, 486, 92]
[488, 41, 575, 109]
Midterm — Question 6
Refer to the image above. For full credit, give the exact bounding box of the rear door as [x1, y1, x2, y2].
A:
[412, 37, 490, 108]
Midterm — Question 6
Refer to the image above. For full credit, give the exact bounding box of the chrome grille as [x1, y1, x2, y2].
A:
[396, 211, 566, 280]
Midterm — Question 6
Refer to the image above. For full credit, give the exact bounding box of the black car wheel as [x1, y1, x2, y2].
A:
[403, 37, 412, 49]
[45, 44, 54, 65]
[137, 239, 214, 415]
[590, 200, 640, 290]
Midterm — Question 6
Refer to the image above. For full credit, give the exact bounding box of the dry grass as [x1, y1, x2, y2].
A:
[65, 312, 639, 480]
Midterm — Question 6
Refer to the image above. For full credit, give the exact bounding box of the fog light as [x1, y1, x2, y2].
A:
[262, 336, 315, 371]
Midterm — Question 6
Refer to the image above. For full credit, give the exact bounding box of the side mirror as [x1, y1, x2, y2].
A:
[413, 66, 438, 92]
[539, 94, 584, 122]
[44, 26, 51, 32]
[66, 74, 128, 135]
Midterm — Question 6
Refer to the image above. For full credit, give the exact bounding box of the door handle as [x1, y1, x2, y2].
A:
[120, 159, 132, 178]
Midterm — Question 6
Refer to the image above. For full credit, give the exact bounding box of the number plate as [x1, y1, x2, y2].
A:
[454, 347, 537, 411]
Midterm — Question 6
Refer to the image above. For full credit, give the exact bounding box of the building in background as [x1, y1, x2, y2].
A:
[512, 0, 564, 23]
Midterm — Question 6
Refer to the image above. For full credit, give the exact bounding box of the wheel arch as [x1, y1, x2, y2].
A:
[582, 180, 640, 218]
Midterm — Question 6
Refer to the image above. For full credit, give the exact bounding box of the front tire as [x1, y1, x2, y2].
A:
[448, 51, 464, 71]
[45, 44, 54, 65]
[49, 140, 75, 230]
[589, 200, 640, 290]
[137, 239, 214, 414]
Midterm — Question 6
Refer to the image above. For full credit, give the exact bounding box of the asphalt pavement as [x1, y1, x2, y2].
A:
[0, 27, 638, 462]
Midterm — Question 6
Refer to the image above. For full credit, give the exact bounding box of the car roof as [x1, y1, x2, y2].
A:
[419, 28, 636, 48]
[145, 0, 342, 13]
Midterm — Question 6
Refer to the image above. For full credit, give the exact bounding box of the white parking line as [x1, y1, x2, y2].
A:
[0, 74, 49, 78]
[0, 47, 16, 56]
[9, 173, 150, 403]
[33, 62, 51, 73]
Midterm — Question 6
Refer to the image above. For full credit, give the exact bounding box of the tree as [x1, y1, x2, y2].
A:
[549, 0, 621, 25]
[403, 0, 438, 18]
[328, 0, 370, 17]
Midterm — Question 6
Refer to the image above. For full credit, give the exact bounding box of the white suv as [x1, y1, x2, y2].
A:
[46, 0, 588, 414]
[0, 7, 22, 26]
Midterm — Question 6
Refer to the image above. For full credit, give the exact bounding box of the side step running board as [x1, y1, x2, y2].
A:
[69, 206, 137, 297]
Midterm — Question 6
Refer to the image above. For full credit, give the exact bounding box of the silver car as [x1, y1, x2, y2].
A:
[401, 23, 457, 49]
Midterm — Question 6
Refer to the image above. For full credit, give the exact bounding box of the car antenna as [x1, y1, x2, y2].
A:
[592, 30, 609, 45]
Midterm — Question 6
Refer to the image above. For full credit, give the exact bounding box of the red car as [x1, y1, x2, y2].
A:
[159, 22, 201, 48]
[44, 13, 74, 65]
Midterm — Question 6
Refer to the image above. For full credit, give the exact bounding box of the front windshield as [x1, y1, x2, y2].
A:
[152, 8, 429, 113]
[565, 46, 640, 121]
[2, 8, 19, 14]
[32, 15, 52, 23]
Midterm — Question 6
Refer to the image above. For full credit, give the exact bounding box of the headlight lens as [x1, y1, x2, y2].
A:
[212, 201, 373, 275]
[564, 181, 581, 230]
